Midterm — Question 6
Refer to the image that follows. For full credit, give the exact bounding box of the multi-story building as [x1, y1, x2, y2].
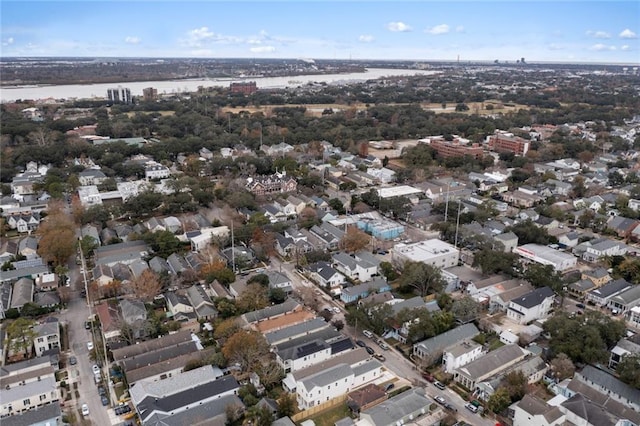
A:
[246, 172, 297, 196]
[142, 87, 158, 101]
[0, 357, 60, 416]
[391, 239, 460, 270]
[230, 81, 257, 95]
[427, 138, 484, 159]
[107, 86, 132, 104]
[487, 132, 530, 156]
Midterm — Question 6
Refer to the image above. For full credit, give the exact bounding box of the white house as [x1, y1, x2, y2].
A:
[305, 262, 346, 295]
[33, 319, 60, 357]
[442, 340, 485, 374]
[332, 252, 377, 283]
[510, 395, 565, 426]
[583, 239, 628, 263]
[507, 287, 555, 325]
[629, 199, 640, 211]
[295, 360, 382, 410]
[0, 357, 60, 416]
[144, 162, 171, 179]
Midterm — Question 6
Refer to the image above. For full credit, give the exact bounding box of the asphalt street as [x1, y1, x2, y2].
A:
[271, 256, 496, 426]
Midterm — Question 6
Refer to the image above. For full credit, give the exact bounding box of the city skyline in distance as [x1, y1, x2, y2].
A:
[1, 1, 639, 64]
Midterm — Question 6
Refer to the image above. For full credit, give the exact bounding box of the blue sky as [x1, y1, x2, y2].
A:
[1, 1, 638, 63]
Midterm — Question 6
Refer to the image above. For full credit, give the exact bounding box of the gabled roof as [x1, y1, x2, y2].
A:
[510, 286, 555, 309]
[588, 279, 631, 299]
[579, 365, 640, 406]
[414, 323, 480, 354]
[457, 344, 527, 381]
[242, 298, 300, 324]
[360, 388, 431, 426]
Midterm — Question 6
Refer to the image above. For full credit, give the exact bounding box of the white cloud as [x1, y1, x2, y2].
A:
[590, 43, 616, 51]
[586, 30, 611, 39]
[124, 36, 140, 44]
[619, 29, 637, 39]
[183, 26, 243, 47]
[426, 24, 450, 35]
[2, 37, 14, 46]
[250, 45, 275, 53]
[386, 21, 412, 32]
[621, 45, 630, 51]
[358, 35, 374, 43]
[455, 26, 465, 33]
[190, 27, 215, 42]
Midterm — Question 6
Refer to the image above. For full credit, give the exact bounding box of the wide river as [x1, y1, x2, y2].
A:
[0, 68, 438, 103]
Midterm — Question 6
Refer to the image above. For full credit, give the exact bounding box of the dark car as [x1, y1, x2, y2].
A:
[576, 303, 586, 309]
[444, 403, 457, 412]
[115, 405, 131, 415]
[434, 381, 446, 390]
[365, 346, 375, 355]
[98, 386, 106, 396]
[356, 340, 367, 347]
[101, 395, 109, 406]
[69, 356, 77, 366]
[384, 383, 395, 392]
[421, 372, 435, 383]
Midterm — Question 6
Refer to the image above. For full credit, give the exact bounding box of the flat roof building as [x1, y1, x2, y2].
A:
[514, 244, 577, 272]
[391, 239, 459, 269]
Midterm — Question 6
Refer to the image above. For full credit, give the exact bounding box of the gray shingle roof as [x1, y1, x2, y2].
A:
[457, 344, 526, 381]
[510, 286, 555, 309]
[579, 365, 640, 407]
[414, 323, 480, 356]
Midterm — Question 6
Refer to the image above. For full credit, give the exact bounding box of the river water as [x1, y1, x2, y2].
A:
[0, 68, 438, 103]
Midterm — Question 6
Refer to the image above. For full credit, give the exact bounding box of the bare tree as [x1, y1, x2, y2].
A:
[128, 270, 162, 302]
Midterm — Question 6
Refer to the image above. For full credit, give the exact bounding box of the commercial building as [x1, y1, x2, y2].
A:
[420, 136, 484, 159]
[486, 132, 530, 156]
[391, 239, 459, 269]
[376, 185, 423, 199]
[142, 87, 158, 101]
[230, 81, 257, 95]
[514, 244, 577, 272]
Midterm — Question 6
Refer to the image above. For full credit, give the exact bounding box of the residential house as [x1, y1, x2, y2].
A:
[575, 365, 640, 412]
[305, 262, 346, 295]
[607, 285, 640, 315]
[165, 292, 195, 316]
[295, 359, 382, 410]
[94, 240, 149, 267]
[144, 161, 171, 180]
[148, 256, 169, 274]
[509, 395, 565, 426]
[34, 291, 60, 309]
[167, 253, 189, 275]
[120, 299, 148, 340]
[133, 369, 241, 425]
[340, 277, 390, 304]
[0, 357, 60, 416]
[507, 287, 555, 325]
[275, 233, 297, 257]
[309, 223, 344, 251]
[0, 240, 17, 263]
[33, 318, 60, 357]
[35, 273, 58, 292]
[607, 216, 640, 239]
[454, 344, 529, 393]
[0, 402, 61, 426]
[413, 323, 480, 363]
[95, 301, 122, 342]
[629, 199, 640, 211]
[494, 232, 518, 253]
[502, 190, 543, 208]
[583, 238, 628, 262]
[560, 393, 637, 426]
[261, 142, 294, 157]
[246, 171, 297, 196]
[7, 213, 41, 234]
[10, 278, 34, 311]
[78, 168, 108, 186]
[358, 388, 435, 426]
[346, 383, 388, 414]
[239, 298, 302, 328]
[442, 340, 485, 374]
[332, 252, 377, 283]
[628, 306, 640, 329]
[545, 179, 572, 197]
[586, 279, 632, 307]
[265, 270, 293, 294]
[186, 285, 217, 320]
[558, 231, 580, 248]
[264, 318, 330, 346]
[273, 327, 343, 373]
[609, 334, 640, 370]
[18, 236, 38, 259]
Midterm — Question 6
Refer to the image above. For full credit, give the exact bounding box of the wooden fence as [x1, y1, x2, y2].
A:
[290, 394, 348, 423]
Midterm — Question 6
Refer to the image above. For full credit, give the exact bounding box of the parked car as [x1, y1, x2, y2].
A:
[373, 353, 386, 362]
[101, 395, 109, 406]
[383, 383, 395, 392]
[444, 403, 457, 412]
[576, 303, 586, 309]
[365, 346, 375, 355]
[332, 307, 340, 314]
[69, 356, 77, 366]
[87, 341, 94, 351]
[92, 364, 100, 375]
[81, 404, 90, 416]
[421, 372, 435, 382]
[465, 403, 479, 413]
[379, 342, 390, 350]
[98, 386, 106, 396]
[115, 405, 132, 415]
[434, 381, 446, 390]
[434, 396, 446, 405]
[363, 330, 373, 338]
[356, 340, 367, 347]
[84, 321, 91, 330]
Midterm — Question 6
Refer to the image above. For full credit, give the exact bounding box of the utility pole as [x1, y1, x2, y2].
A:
[231, 222, 236, 272]
[454, 199, 462, 248]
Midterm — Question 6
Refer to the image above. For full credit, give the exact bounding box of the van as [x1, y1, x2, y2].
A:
[363, 330, 373, 338]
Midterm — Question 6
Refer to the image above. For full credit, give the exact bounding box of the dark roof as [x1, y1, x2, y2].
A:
[511, 286, 555, 309]
[331, 336, 355, 355]
[579, 365, 640, 406]
[137, 375, 239, 422]
[112, 330, 193, 360]
[122, 341, 198, 372]
[588, 279, 632, 299]
[561, 393, 619, 426]
[2, 402, 61, 426]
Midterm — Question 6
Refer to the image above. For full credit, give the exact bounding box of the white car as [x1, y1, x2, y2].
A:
[87, 341, 94, 351]
[363, 330, 373, 338]
[92, 364, 100, 375]
[332, 307, 340, 314]
[81, 403, 90, 416]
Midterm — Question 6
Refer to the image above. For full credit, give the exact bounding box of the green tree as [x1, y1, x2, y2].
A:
[549, 353, 575, 381]
[328, 198, 346, 214]
[473, 249, 520, 276]
[450, 296, 480, 324]
[487, 387, 512, 413]
[503, 370, 527, 401]
[616, 354, 640, 388]
[7, 318, 37, 357]
[398, 261, 446, 297]
[142, 230, 183, 258]
[379, 261, 398, 281]
[277, 393, 298, 418]
[79, 235, 98, 258]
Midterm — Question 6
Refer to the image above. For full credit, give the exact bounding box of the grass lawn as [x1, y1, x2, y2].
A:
[303, 403, 351, 426]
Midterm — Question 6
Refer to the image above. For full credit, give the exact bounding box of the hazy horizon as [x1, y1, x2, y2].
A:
[1, 1, 638, 63]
